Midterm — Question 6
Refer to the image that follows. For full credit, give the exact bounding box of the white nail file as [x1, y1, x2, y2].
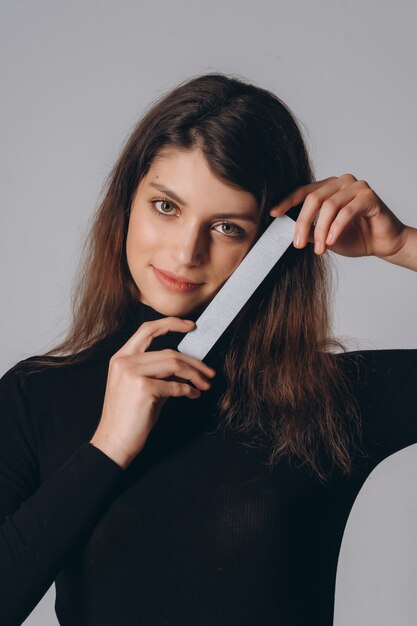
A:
[177, 215, 295, 361]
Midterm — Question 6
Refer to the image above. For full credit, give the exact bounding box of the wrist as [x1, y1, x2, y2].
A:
[379, 225, 417, 272]
[90, 433, 136, 470]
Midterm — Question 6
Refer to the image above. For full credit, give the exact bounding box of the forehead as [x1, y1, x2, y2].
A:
[143, 147, 259, 211]
[148, 146, 220, 182]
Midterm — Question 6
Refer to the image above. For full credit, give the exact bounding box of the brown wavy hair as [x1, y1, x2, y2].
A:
[13, 71, 366, 482]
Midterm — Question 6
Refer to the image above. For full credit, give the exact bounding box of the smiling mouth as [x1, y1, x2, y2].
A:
[155, 267, 202, 285]
[152, 266, 203, 292]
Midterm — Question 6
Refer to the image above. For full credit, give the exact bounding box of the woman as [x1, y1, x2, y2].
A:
[1, 72, 416, 626]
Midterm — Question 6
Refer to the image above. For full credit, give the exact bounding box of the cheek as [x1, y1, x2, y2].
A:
[126, 213, 160, 257]
[229, 244, 253, 270]
[213, 248, 249, 283]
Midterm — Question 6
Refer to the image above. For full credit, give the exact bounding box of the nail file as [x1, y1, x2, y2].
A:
[177, 215, 295, 361]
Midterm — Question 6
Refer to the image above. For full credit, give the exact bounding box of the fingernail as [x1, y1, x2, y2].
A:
[315, 241, 322, 252]
[326, 232, 333, 244]
[294, 234, 301, 247]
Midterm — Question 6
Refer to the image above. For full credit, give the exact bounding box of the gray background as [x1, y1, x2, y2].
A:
[1, 0, 416, 624]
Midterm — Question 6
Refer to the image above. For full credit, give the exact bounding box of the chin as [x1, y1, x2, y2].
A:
[138, 292, 199, 317]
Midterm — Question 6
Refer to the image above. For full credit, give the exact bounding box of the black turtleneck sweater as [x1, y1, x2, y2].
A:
[1, 300, 416, 626]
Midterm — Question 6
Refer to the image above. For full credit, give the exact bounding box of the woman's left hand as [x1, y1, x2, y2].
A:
[269, 173, 408, 260]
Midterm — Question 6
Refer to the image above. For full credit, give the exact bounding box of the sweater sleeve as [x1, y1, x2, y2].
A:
[0, 363, 125, 626]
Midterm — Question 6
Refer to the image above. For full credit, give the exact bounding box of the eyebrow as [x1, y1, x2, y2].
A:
[149, 182, 259, 224]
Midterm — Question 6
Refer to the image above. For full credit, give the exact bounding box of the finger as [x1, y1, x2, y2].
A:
[152, 378, 202, 400]
[269, 177, 338, 215]
[324, 196, 368, 247]
[135, 349, 216, 377]
[118, 317, 196, 357]
[310, 185, 360, 254]
[292, 179, 348, 248]
[135, 359, 212, 390]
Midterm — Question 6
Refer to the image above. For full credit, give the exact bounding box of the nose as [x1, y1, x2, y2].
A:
[171, 222, 207, 266]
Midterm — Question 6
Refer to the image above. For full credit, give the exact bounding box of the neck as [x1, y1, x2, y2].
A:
[125, 298, 203, 326]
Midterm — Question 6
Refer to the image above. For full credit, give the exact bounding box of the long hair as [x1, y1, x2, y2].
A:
[14, 71, 366, 482]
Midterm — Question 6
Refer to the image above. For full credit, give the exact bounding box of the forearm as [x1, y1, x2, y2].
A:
[380, 226, 417, 272]
[0, 443, 124, 625]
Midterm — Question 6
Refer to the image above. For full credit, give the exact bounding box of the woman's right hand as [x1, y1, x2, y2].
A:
[89, 317, 216, 470]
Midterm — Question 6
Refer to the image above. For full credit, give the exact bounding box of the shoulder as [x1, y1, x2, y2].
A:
[1, 339, 112, 407]
[0, 356, 72, 419]
[334, 348, 417, 390]
[335, 348, 417, 460]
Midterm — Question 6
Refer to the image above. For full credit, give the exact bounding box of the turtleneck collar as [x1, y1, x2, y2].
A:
[123, 298, 202, 328]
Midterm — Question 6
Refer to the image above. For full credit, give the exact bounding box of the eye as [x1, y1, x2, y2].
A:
[151, 199, 177, 217]
[149, 198, 246, 240]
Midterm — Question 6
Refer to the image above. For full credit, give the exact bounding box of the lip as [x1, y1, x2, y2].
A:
[152, 266, 203, 292]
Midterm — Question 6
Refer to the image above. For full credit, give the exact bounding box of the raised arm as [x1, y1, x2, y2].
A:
[268, 173, 417, 272]
[379, 225, 417, 272]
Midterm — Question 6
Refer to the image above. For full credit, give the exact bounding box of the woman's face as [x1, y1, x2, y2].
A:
[126, 146, 261, 317]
